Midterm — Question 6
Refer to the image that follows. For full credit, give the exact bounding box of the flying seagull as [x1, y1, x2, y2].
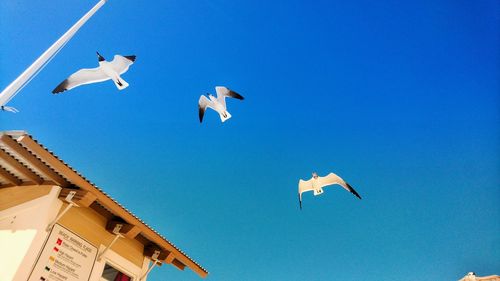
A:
[1, 106, 19, 113]
[198, 86, 244, 123]
[459, 272, 500, 281]
[52, 52, 136, 94]
[298, 172, 361, 209]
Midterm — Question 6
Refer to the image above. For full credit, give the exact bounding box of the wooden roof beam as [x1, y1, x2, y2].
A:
[144, 244, 170, 261]
[0, 134, 70, 187]
[0, 166, 21, 186]
[106, 219, 144, 239]
[59, 188, 97, 207]
[78, 191, 98, 207]
[17, 135, 97, 189]
[172, 259, 186, 271]
[165, 252, 175, 264]
[0, 149, 43, 185]
[144, 246, 185, 272]
[140, 230, 207, 277]
[124, 225, 142, 239]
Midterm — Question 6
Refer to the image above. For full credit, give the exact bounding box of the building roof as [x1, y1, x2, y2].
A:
[0, 130, 208, 278]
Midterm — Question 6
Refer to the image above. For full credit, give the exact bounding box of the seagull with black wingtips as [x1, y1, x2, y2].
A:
[198, 86, 244, 123]
[52, 52, 136, 94]
[1, 106, 19, 113]
[459, 272, 500, 281]
[298, 172, 362, 209]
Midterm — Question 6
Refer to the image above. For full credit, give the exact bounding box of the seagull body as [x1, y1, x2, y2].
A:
[298, 172, 361, 209]
[52, 52, 136, 94]
[198, 86, 244, 123]
[459, 272, 500, 281]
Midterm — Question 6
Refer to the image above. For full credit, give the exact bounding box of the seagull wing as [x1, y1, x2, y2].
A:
[52, 67, 109, 94]
[198, 95, 214, 123]
[298, 178, 314, 209]
[318, 173, 362, 199]
[215, 86, 244, 108]
[110, 55, 136, 75]
[476, 276, 500, 281]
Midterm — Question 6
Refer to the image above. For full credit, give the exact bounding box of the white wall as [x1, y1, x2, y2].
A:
[0, 186, 62, 281]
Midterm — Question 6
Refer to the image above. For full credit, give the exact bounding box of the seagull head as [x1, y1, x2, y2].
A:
[96, 51, 105, 62]
[467, 272, 476, 276]
[312, 172, 318, 179]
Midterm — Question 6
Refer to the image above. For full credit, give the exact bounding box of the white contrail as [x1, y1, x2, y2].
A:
[0, 0, 107, 112]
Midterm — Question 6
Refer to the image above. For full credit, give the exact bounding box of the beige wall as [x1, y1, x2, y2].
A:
[0, 186, 62, 281]
[0, 185, 52, 211]
[57, 202, 145, 268]
[0, 185, 148, 280]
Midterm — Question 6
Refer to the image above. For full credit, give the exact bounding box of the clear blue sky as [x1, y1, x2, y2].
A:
[1, 0, 499, 280]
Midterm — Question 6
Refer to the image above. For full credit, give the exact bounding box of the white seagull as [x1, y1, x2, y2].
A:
[298, 172, 361, 209]
[198, 86, 244, 123]
[1, 106, 19, 113]
[459, 272, 500, 281]
[52, 52, 136, 94]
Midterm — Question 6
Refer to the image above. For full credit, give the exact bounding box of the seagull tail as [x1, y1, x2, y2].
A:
[298, 193, 302, 210]
[113, 77, 129, 90]
[219, 111, 232, 122]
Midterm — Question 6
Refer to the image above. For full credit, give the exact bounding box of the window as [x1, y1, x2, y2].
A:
[100, 263, 132, 281]
[90, 245, 144, 281]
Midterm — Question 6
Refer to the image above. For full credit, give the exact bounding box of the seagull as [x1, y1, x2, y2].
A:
[198, 86, 244, 123]
[1, 105, 19, 113]
[52, 52, 136, 94]
[298, 172, 361, 209]
[459, 272, 500, 281]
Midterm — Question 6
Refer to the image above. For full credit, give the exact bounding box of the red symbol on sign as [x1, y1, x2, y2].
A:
[53, 247, 59, 252]
[56, 238, 62, 245]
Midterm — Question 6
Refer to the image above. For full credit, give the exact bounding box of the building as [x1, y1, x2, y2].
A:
[0, 131, 208, 280]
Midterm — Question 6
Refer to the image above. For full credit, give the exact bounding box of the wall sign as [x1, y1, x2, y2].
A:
[28, 224, 98, 281]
